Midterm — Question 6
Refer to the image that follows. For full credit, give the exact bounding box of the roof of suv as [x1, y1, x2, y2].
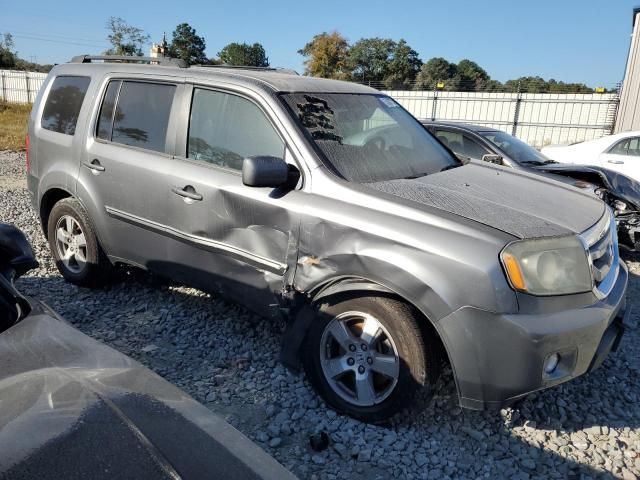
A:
[55, 61, 378, 95]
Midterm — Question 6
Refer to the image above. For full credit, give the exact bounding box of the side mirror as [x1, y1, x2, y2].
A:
[242, 156, 291, 188]
[482, 154, 503, 165]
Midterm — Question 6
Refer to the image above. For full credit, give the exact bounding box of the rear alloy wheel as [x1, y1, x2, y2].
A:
[47, 198, 112, 287]
[304, 294, 440, 423]
[55, 215, 88, 274]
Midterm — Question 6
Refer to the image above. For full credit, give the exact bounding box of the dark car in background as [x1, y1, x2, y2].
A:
[0, 223, 295, 480]
[423, 121, 640, 252]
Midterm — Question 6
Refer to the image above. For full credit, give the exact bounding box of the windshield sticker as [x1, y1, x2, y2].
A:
[296, 95, 343, 143]
[379, 97, 399, 108]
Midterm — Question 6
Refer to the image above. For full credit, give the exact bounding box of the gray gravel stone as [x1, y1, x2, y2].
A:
[3, 150, 640, 479]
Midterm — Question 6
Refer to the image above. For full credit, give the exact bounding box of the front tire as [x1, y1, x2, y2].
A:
[303, 294, 440, 423]
[47, 198, 112, 287]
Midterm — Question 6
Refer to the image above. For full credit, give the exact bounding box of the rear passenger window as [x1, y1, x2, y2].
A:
[110, 81, 175, 153]
[41, 76, 90, 135]
[188, 88, 284, 171]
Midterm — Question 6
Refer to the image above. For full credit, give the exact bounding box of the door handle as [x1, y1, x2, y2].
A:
[607, 159, 624, 164]
[171, 186, 203, 201]
[83, 159, 105, 172]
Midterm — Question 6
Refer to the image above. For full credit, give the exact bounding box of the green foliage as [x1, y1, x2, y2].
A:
[348, 37, 395, 83]
[218, 42, 269, 67]
[169, 23, 207, 65]
[455, 59, 490, 91]
[415, 57, 457, 90]
[298, 32, 351, 79]
[300, 31, 600, 93]
[0, 33, 16, 69]
[502, 76, 595, 93]
[384, 39, 422, 89]
[0, 32, 52, 72]
[104, 17, 150, 56]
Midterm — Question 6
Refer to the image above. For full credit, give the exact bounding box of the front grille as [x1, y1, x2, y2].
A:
[581, 209, 619, 298]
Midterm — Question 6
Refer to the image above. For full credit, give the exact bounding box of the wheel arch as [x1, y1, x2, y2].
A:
[309, 275, 452, 366]
[282, 275, 455, 392]
[39, 187, 73, 239]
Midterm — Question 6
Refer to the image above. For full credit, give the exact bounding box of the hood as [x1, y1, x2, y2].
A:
[535, 163, 640, 209]
[366, 162, 605, 239]
[0, 303, 295, 480]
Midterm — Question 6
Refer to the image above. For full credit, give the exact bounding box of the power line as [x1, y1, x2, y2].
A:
[6, 33, 110, 49]
[0, 28, 107, 44]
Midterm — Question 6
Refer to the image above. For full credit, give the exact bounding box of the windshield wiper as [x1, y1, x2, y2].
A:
[520, 160, 546, 166]
[403, 163, 460, 180]
[403, 173, 427, 179]
[542, 160, 558, 164]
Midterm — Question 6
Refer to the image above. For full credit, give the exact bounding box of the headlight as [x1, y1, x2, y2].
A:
[500, 236, 592, 296]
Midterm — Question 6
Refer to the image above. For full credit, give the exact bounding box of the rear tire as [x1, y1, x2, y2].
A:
[47, 198, 112, 287]
[303, 293, 441, 423]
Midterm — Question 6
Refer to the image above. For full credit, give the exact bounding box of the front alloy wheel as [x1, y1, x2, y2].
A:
[320, 311, 400, 407]
[304, 294, 440, 423]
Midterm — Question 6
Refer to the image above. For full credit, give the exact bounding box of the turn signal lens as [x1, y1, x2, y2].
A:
[502, 252, 526, 291]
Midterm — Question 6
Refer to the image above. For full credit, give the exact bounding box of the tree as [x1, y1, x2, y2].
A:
[0, 33, 16, 69]
[415, 57, 457, 90]
[218, 42, 269, 67]
[298, 32, 350, 79]
[454, 59, 490, 91]
[104, 17, 150, 56]
[348, 37, 395, 83]
[502, 76, 594, 93]
[169, 23, 207, 65]
[383, 39, 422, 89]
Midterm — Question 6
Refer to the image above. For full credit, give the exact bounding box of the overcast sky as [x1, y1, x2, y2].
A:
[1, 0, 636, 87]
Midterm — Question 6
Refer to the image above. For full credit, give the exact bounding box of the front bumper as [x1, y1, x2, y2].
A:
[438, 260, 629, 410]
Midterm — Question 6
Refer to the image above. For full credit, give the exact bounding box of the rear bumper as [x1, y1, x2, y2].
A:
[439, 260, 629, 410]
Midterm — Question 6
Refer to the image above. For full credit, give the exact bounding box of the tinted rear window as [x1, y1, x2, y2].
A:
[111, 81, 176, 153]
[41, 76, 91, 135]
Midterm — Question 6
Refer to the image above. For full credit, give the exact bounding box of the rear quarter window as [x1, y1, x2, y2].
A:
[41, 76, 91, 135]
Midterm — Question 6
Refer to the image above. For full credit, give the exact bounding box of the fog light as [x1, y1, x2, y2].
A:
[544, 353, 560, 374]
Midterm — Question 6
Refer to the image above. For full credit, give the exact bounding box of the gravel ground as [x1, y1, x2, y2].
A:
[2, 149, 640, 479]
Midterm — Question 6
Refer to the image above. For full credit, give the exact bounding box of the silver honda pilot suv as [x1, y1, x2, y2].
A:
[27, 55, 629, 422]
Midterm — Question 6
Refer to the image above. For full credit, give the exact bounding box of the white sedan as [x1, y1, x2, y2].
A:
[542, 131, 640, 183]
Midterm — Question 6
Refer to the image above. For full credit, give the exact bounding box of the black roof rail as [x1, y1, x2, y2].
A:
[69, 55, 188, 68]
[191, 64, 299, 75]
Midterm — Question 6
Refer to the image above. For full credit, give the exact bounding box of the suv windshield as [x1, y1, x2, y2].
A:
[479, 130, 552, 165]
[282, 93, 459, 183]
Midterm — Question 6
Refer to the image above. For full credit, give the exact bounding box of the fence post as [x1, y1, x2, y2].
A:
[431, 84, 438, 121]
[1, 70, 5, 102]
[511, 81, 522, 136]
[24, 71, 30, 103]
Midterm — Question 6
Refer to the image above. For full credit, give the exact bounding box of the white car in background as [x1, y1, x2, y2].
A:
[542, 131, 640, 183]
